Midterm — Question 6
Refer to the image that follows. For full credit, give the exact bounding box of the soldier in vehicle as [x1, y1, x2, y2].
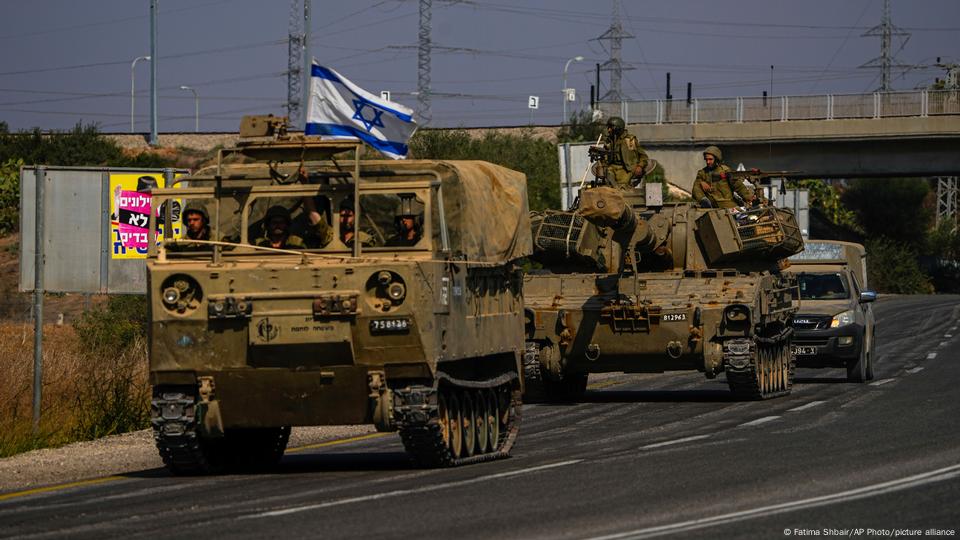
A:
[254, 205, 306, 249]
[385, 197, 423, 247]
[338, 198, 377, 247]
[182, 205, 210, 241]
[300, 195, 334, 248]
[692, 145, 756, 209]
[600, 116, 649, 189]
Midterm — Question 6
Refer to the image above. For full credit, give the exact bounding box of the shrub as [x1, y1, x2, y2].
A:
[0, 158, 23, 235]
[864, 237, 933, 294]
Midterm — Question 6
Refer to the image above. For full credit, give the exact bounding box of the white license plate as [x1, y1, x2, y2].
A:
[791, 346, 817, 356]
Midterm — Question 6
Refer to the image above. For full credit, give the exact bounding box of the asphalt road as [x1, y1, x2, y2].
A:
[2, 295, 959, 539]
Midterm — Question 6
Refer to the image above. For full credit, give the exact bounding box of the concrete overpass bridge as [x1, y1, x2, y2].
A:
[596, 89, 960, 187]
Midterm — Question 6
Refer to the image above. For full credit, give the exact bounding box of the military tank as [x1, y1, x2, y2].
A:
[145, 117, 530, 473]
[523, 184, 803, 401]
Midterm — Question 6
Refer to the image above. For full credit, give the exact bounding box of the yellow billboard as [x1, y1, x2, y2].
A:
[109, 173, 182, 259]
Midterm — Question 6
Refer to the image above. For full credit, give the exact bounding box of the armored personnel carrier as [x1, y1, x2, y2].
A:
[523, 185, 803, 401]
[146, 117, 531, 473]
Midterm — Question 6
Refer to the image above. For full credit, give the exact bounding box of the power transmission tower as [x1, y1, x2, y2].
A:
[860, 0, 910, 92]
[417, 0, 432, 125]
[593, 0, 634, 104]
[937, 177, 959, 232]
[287, 0, 310, 126]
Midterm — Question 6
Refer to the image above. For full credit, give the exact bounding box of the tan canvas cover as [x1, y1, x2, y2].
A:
[361, 160, 532, 263]
[182, 159, 532, 263]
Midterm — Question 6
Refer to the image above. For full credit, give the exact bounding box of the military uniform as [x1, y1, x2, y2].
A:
[255, 234, 307, 250]
[692, 146, 754, 209]
[605, 132, 649, 189]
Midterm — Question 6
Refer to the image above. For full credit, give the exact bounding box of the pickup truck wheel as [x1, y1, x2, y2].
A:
[865, 335, 875, 381]
[846, 337, 868, 383]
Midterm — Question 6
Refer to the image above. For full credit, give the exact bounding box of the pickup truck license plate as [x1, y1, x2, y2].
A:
[791, 345, 817, 356]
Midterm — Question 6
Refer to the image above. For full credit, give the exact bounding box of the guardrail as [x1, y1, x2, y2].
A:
[598, 89, 960, 125]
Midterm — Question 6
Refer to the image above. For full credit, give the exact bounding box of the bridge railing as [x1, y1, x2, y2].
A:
[603, 89, 960, 125]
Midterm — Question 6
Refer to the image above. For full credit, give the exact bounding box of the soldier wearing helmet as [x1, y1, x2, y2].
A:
[386, 195, 424, 247]
[255, 205, 307, 249]
[692, 145, 755, 209]
[182, 204, 210, 241]
[600, 116, 649, 189]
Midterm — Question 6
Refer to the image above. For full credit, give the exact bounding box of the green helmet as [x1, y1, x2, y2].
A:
[264, 205, 291, 224]
[606, 116, 626, 132]
[182, 203, 209, 224]
[703, 145, 723, 162]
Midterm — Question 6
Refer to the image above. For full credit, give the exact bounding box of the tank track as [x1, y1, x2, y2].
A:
[393, 372, 521, 467]
[151, 386, 290, 475]
[725, 327, 795, 400]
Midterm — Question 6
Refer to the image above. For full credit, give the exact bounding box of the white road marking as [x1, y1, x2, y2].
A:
[946, 334, 954, 338]
[586, 463, 960, 540]
[906, 367, 925, 374]
[927, 352, 938, 360]
[940, 341, 948, 347]
[640, 435, 711, 450]
[243, 459, 582, 519]
[787, 400, 825, 412]
[870, 378, 895, 386]
[738, 416, 780, 427]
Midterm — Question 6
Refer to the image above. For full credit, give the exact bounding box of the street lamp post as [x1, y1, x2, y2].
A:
[130, 55, 151, 133]
[562, 55, 584, 124]
[179, 85, 199, 132]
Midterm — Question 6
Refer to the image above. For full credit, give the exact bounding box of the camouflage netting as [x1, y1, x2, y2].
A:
[179, 159, 532, 263]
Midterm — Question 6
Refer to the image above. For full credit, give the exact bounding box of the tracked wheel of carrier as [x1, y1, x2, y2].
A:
[151, 386, 290, 475]
[522, 342, 588, 403]
[724, 328, 796, 400]
[394, 374, 521, 467]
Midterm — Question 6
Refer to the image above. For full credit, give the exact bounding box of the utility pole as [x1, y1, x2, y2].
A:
[860, 0, 910, 92]
[417, 0, 432, 125]
[593, 0, 634, 104]
[287, 0, 310, 128]
[149, 0, 158, 146]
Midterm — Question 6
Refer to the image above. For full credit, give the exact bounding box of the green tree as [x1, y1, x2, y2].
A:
[864, 237, 933, 294]
[557, 111, 604, 144]
[409, 128, 561, 210]
[841, 178, 931, 243]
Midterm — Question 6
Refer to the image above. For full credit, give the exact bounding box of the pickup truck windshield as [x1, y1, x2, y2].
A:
[796, 272, 850, 300]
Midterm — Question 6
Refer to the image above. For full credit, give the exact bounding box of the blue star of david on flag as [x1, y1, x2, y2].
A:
[352, 99, 385, 132]
[305, 63, 418, 159]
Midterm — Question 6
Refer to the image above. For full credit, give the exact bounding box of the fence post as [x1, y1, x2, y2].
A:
[922, 90, 929, 117]
[826, 94, 833, 120]
[736, 97, 743, 123]
[873, 92, 881, 119]
[33, 166, 46, 433]
[780, 96, 788, 121]
[621, 100, 628, 124]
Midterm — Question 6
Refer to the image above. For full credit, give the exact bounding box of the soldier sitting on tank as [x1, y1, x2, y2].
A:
[692, 145, 757, 209]
[338, 198, 378, 247]
[254, 205, 307, 250]
[597, 116, 649, 190]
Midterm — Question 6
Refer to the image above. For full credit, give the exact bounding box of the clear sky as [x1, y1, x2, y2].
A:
[0, 0, 957, 133]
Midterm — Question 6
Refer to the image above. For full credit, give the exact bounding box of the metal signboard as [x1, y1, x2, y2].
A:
[19, 166, 188, 294]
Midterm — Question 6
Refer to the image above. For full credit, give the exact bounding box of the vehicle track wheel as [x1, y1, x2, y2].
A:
[486, 389, 500, 451]
[461, 391, 477, 457]
[438, 393, 450, 449]
[447, 391, 463, 459]
[474, 390, 489, 454]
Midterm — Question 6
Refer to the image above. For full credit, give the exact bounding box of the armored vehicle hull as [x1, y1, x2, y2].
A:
[523, 190, 802, 401]
[147, 138, 531, 472]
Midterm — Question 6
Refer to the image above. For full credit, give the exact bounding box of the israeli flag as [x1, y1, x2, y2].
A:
[306, 62, 417, 159]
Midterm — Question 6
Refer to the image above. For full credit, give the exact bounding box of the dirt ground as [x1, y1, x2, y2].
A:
[0, 425, 377, 493]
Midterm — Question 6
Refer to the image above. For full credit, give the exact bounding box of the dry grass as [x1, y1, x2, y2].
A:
[0, 323, 149, 457]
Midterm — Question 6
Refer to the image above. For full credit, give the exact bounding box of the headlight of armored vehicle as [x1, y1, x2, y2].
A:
[366, 271, 406, 312]
[830, 310, 855, 328]
[160, 274, 203, 315]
